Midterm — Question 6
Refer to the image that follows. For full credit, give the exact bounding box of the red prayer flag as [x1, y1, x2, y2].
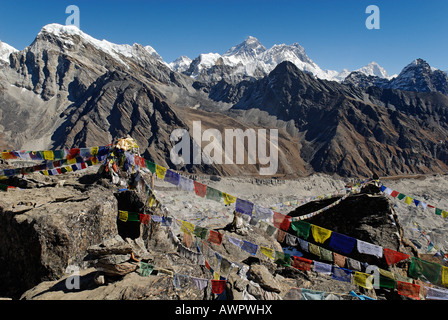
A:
[194, 181, 207, 198]
[390, 190, 399, 198]
[67, 148, 80, 160]
[293, 256, 312, 271]
[139, 214, 150, 225]
[383, 248, 410, 265]
[208, 230, 223, 245]
[397, 281, 420, 300]
[273, 212, 291, 231]
[211, 280, 226, 294]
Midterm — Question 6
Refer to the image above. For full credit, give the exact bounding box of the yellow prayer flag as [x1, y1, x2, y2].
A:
[42, 170, 49, 176]
[404, 196, 413, 205]
[155, 164, 167, 179]
[378, 268, 395, 280]
[66, 165, 73, 172]
[222, 193, 236, 206]
[443, 266, 448, 287]
[148, 195, 156, 207]
[68, 157, 77, 165]
[43, 150, 54, 160]
[180, 220, 194, 234]
[91, 146, 99, 156]
[214, 272, 220, 280]
[442, 211, 448, 218]
[260, 246, 274, 260]
[311, 225, 332, 244]
[354, 272, 374, 289]
[118, 210, 128, 222]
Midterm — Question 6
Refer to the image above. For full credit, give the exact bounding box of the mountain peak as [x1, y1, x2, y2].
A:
[356, 61, 390, 79]
[0, 40, 18, 63]
[222, 36, 266, 62]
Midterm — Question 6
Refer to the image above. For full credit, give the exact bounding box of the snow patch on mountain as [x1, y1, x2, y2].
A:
[168, 56, 192, 73]
[0, 41, 18, 63]
[356, 61, 390, 79]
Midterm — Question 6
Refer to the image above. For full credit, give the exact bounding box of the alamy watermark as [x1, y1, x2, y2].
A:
[65, 265, 80, 290]
[365, 5, 380, 30]
[66, 5, 80, 28]
[170, 121, 279, 175]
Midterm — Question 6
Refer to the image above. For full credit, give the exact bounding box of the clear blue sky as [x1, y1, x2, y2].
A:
[0, 0, 447, 75]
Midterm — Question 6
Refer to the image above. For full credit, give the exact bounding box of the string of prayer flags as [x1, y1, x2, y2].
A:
[235, 198, 254, 216]
[211, 279, 226, 294]
[408, 257, 441, 283]
[383, 248, 410, 265]
[311, 225, 332, 244]
[353, 272, 374, 290]
[293, 256, 312, 271]
[329, 232, 357, 255]
[155, 164, 167, 180]
[222, 193, 236, 206]
[194, 181, 207, 198]
[397, 281, 420, 300]
[291, 221, 311, 239]
[164, 169, 180, 186]
[208, 230, 223, 245]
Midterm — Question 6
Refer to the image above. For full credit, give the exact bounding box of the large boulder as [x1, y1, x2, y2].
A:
[0, 175, 118, 298]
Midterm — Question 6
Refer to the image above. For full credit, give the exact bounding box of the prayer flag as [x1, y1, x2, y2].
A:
[273, 211, 291, 231]
[291, 221, 311, 239]
[138, 262, 154, 277]
[193, 226, 208, 239]
[443, 266, 448, 287]
[308, 243, 321, 258]
[43, 150, 54, 160]
[180, 221, 195, 234]
[241, 240, 258, 256]
[178, 176, 194, 192]
[211, 280, 226, 294]
[155, 165, 167, 179]
[404, 196, 413, 205]
[313, 261, 332, 275]
[383, 248, 409, 265]
[235, 198, 254, 216]
[164, 169, 179, 185]
[139, 214, 150, 225]
[118, 210, 128, 222]
[254, 205, 274, 221]
[222, 193, 236, 206]
[390, 190, 399, 197]
[426, 287, 448, 300]
[260, 246, 274, 260]
[206, 187, 222, 202]
[311, 225, 332, 244]
[191, 277, 209, 291]
[194, 181, 207, 198]
[329, 232, 356, 255]
[293, 256, 312, 271]
[354, 272, 374, 289]
[320, 247, 333, 262]
[208, 230, 223, 245]
[397, 281, 420, 300]
[356, 240, 383, 258]
[408, 257, 441, 283]
[145, 160, 156, 173]
[274, 251, 291, 266]
[397, 193, 406, 200]
[332, 266, 352, 283]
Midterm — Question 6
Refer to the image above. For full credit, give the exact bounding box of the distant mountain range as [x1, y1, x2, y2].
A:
[1, 24, 448, 178]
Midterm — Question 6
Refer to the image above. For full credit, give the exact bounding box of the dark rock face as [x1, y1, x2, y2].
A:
[0, 181, 118, 299]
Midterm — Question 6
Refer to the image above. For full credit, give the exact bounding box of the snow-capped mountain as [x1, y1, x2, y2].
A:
[168, 56, 192, 73]
[356, 61, 390, 79]
[344, 58, 448, 96]
[0, 40, 18, 63]
[169, 36, 393, 84]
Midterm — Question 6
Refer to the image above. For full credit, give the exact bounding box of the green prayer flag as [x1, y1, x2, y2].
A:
[146, 160, 156, 173]
[139, 262, 154, 277]
[408, 257, 441, 284]
[379, 275, 396, 289]
[274, 251, 291, 266]
[194, 226, 208, 239]
[126, 211, 141, 222]
[397, 193, 406, 200]
[206, 187, 222, 202]
[435, 208, 443, 216]
[291, 221, 311, 239]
